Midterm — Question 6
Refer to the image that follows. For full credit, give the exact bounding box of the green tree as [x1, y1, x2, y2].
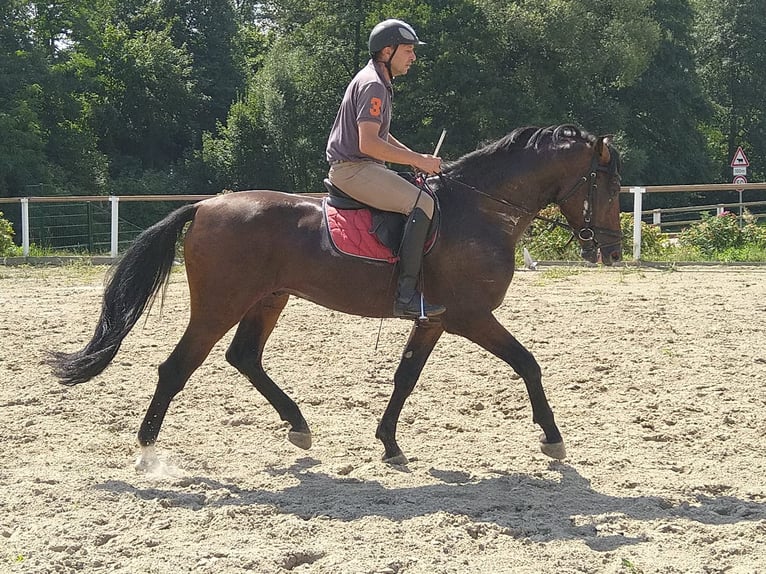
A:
[250, 41, 344, 191]
[209, 0, 371, 192]
[479, 0, 660, 131]
[198, 95, 282, 192]
[0, 1, 56, 196]
[89, 20, 200, 172]
[4, 0, 765, 225]
[620, 0, 714, 187]
[159, 0, 245, 134]
[0, 210, 19, 255]
[258, 0, 375, 73]
[0, 0, 108, 197]
[0, 81, 51, 197]
[372, 0, 507, 158]
[694, 0, 766, 183]
[239, 0, 510, 186]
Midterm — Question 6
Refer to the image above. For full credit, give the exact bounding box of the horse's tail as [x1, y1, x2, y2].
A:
[48, 203, 199, 385]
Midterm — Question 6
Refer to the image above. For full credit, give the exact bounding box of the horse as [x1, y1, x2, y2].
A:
[49, 124, 623, 468]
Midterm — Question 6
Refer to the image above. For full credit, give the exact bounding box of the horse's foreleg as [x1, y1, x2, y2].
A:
[377, 320, 444, 464]
[225, 294, 312, 449]
[452, 314, 565, 459]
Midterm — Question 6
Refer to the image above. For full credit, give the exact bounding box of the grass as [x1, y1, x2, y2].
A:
[640, 244, 766, 263]
[620, 558, 644, 573]
[540, 267, 584, 280]
[616, 266, 647, 282]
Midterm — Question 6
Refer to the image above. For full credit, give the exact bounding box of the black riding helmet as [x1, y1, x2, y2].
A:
[368, 19, 425, 80]
[368, 19, 425, 56]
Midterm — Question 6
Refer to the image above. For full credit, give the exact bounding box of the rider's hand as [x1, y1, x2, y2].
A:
[415, 154, 442, 175]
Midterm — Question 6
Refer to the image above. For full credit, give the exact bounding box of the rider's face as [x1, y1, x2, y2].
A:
[388, 44, 416, 77]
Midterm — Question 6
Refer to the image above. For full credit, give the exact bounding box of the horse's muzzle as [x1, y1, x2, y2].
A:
[580, 243, 622, 265]
[599, 244, 622, 266]
[580, 246, 599, 264]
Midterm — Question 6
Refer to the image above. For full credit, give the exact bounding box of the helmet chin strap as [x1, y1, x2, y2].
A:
[384, 45, 399, 80]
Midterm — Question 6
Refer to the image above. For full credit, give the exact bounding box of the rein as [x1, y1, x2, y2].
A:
[434, 174, 574, 234]
[432, 147, 622, 251]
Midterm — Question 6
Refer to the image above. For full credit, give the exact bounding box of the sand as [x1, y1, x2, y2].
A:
[1, 263, 765, 573]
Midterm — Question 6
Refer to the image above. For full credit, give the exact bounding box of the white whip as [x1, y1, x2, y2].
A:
[434, 129, 447, 156]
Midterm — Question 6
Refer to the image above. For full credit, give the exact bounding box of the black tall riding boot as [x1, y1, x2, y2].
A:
[393, 208, 446, 319]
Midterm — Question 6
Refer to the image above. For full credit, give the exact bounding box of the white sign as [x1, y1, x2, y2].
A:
[733, 166, 747, 176]
[731, 146, 750, 167]
[733, 175, 747, 191]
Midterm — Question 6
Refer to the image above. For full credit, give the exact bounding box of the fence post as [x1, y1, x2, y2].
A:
[21, 198, 30, 257]
[630, 187, 645, 261]
[110, 196, 119, 257]
[86, 202, 94, 253]
[738, 189, 743, 228]
[653, 209, 661, 226]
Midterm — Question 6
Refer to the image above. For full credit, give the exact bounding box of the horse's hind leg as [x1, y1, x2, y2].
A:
[377, 320, 444, 464]
[451, 313, 565, 459]
[137, 317, 234, 468]
[225, 293, 312, 450]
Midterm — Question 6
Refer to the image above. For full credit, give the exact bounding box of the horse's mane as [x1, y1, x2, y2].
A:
[445, 124, 598, 173]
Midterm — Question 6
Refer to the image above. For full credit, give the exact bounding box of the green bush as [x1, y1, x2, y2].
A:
[519, 205, 581, 261]
[518, 207, 670, 262]
[678, 211, 741, 255]
[619, 212, 669, 259]
[0, 211, 20, 256]
[740, 210, 766, 248]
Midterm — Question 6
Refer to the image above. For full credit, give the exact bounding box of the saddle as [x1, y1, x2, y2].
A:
[322, 177, 439, 263]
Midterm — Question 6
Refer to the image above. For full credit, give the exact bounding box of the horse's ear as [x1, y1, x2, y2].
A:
[597, 135, 613, 165]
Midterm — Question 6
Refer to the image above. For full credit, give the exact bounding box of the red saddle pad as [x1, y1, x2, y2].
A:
[324, 202, 398, 263]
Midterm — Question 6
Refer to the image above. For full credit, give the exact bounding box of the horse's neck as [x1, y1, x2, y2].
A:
[446, 162, 557, 217]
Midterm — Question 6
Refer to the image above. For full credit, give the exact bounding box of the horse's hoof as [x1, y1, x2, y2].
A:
[288, 431, 312, 450]
[539, 437, 567, 460]
[383, 453, 409, 465]
[135, 445, 159, 472]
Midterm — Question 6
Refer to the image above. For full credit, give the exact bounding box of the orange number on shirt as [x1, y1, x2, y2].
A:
[369, 97, 382, 117]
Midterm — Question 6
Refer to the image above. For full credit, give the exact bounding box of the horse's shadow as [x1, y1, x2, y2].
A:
[96, 459, 765, 552]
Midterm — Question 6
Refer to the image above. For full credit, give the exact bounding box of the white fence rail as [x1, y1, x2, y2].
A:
[0, 194, 213, 257]
[628, 183, 766, 260]
[2, 183, 766, 261]
[646, 200, 766, 229]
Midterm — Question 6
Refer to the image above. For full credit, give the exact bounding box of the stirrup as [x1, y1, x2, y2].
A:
[393, 293, 445, 320]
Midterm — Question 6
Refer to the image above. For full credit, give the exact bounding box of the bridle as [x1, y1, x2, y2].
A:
[554, 148, 623, 253]
[433, 144, 622, 252]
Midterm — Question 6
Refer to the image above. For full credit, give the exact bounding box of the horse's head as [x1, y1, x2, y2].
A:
[438, 124, 623, 264]
[554, 133, 623, 265]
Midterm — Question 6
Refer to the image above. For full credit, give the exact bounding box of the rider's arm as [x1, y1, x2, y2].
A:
[387, 134, 412, 152]
[358, 121, 441, 174]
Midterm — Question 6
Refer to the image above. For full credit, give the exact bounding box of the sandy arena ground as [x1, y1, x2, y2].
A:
[1, 263, 765, 573]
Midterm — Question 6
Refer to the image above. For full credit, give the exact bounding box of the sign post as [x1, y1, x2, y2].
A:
[730, 147, 750, 227]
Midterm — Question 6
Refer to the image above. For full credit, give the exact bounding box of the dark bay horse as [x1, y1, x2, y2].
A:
[49, 124, 622, 468]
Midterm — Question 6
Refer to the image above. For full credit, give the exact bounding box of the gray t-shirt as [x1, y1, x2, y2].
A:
[326, 60, 392, 164]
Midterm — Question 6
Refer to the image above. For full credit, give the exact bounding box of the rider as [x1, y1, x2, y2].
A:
[326, 18, 446, 319]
